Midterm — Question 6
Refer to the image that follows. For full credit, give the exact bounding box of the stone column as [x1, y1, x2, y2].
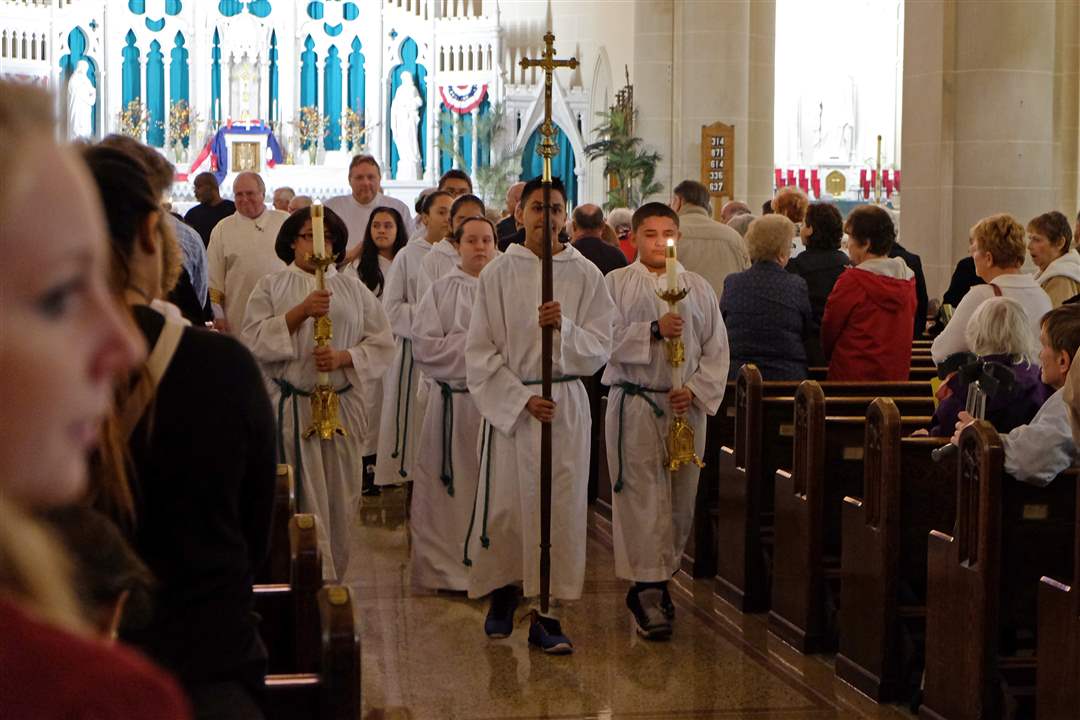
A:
[901, 0, 1080, 297]
[632, 0, 775, 211]
[470, 106, 479, 175]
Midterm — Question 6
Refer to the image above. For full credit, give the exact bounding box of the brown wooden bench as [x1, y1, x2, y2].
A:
[1035, 482, 1080, 719]
[258, 464, 297, 584]
[768, 383, 936, 652]
[809, 365, 938, 382]
[919, 423, 1077, 720]
[265, 585, 360, 720]
[714, 366, 936, 611]
[255, 513, 324, 674]
[834, 398, 956, 701]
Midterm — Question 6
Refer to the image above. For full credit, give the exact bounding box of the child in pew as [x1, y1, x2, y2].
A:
[922, 297, 1051, 437]
[41, 505, 154, 641]
[952, 303, 1080, 485]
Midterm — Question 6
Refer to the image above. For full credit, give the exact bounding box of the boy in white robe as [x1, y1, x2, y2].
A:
[465, 177, 615, 654]
[374, 190, 452, 486]
[603, 202, 729, 640]
[243, 207, 395, 580]
[410, 216, 497, 590]
[417, 193, 487, 299]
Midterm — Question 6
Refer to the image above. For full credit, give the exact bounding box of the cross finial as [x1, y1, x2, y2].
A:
[519, 32, 578, 173]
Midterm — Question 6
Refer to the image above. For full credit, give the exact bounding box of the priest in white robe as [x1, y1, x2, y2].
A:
[409, 216, 497, 591]
[465, 177, 614, 654]
[417, 194, 486, 299]
[207, 172, 288, 337]
[603, 203, 729, 640]
[243, 207, 395, 580]
[374, 190, 452, 486]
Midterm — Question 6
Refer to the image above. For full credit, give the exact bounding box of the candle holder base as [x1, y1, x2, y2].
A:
[304, 385, 348, 441]
[665, 414, 704, 472]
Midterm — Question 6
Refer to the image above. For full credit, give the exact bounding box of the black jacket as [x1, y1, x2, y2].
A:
[889, 242, 929, 338]
[786, 248, 850, 327]
[573, 235, 628, 276]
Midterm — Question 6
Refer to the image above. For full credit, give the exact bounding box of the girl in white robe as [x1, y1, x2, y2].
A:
[243, 207, 395, 580]
[374, 191, 453, 486]
[601, 205, 729, 638]
[409, 217, 497, 590]
[417, 194, 487, 300]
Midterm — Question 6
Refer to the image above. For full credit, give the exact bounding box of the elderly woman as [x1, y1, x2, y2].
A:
[1028, 211, 1080, 307]
[821, 205, 917, 381]
[926, 297, 1051, 436]
[721, 214, 814, 380]
[771, 186, 810, 257]
[932, 213, 1052, 365]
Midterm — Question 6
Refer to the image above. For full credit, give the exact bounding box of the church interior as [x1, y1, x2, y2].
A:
[0, 1, 1078, 719]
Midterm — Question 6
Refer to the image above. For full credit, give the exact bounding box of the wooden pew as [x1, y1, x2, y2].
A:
[768, 384, 935, 652]
[919, 423, 1077, 720]
[259, 464, 297, 584]
[834, 398, 956, 701]
[265, 585, 360, 720]
[809, 366, 938, 381]
[714, 366, 935, 611]
[1035, 483, 1080, 719]
[255, 513, 324, 674]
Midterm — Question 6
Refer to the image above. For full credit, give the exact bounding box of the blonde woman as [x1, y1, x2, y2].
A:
[0, 81, 187, 718]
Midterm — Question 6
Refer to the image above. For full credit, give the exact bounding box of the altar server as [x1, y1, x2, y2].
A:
[374, 190, 452, 486]
[603, 202, 729, 640]
[409, 216, 497, 591]
[464, 177, 614, 654]
[417, 193, 487, 299]
[243, 207, 395, 580]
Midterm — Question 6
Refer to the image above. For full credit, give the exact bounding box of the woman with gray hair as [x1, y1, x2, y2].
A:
[925, 296, 1051, 436]
[720, 214, 814, 380]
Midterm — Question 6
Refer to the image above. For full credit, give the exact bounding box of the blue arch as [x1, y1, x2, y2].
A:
[146, 39, 164, 147]
[121, 30, 141, 107]
[268, 30, 279, 122]
[211, 29, 221, 123]
[388, 37, 427, 179]
[324, 46, 342, 150]
[59, 27, 99, 136]
[347, 37, 365, 116]
[520, 125, 577, 206]
[169, 32, 190, 145]
[300, 35, 317, 108]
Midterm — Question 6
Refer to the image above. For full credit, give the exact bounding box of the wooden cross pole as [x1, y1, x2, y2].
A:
[519, 32, 577, 615]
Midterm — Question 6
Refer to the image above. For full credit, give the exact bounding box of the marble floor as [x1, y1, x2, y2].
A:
[344, 488, 914, 720]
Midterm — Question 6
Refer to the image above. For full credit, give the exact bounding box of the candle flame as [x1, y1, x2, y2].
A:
[666, 238, 675, 247]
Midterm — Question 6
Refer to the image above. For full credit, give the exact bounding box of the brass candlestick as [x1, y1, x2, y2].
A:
[655, 286, 704, 472]
[303, 253, 347, 441]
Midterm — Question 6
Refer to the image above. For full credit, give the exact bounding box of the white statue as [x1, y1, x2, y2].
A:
[66, 60, 96, 140]
[796, 77, 858, 165]
[390, 71, 422, 180]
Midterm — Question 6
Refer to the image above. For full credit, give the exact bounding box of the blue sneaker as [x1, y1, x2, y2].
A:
[527, 611, 574, 654]
[484, 585, 519, 639]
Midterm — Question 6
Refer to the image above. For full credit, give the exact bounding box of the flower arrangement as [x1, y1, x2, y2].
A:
[343, 108, 368, 152]
[168, 99, 194, 150]
[118, 100, 147, 140]
[293, 105, 329, 162]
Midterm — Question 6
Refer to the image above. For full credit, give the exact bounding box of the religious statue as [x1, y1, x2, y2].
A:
[230, 58, 260, 121]
[797, 77, 858, 165]
[66, 60, 96, 140]
[390, 71, 422, 181]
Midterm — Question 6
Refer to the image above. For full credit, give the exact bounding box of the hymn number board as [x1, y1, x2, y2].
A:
[701, 122, 735, 220]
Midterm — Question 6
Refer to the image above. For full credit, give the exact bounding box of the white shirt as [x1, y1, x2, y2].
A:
[207, 209, 289, 337]
[1002, 388, 1077, 486]
[326, 193, 414, 253]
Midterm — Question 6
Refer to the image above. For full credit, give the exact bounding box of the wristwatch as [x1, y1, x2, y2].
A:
[650, 320, 663, 341]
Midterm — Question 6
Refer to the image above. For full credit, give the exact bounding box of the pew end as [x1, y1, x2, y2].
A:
[259, 464, 297, 584]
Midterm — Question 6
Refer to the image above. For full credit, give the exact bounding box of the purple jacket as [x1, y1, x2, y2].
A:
[929, 356, 1052, 437]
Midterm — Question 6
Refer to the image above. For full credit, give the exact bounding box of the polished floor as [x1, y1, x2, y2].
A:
[345, 488, 914, 720]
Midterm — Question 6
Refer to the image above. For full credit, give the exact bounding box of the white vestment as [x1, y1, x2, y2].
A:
[410, 266, 484, 590]
[375, 237, 435, 485]
[243, 264, 395, 580]
[416, 237, 459, 301]
[357, 254, 393, 456]
[207, 209, 289, 338]
[325, 193, 415, 256]
[602, 262, 730, 581]
[464, 243, 614, 600]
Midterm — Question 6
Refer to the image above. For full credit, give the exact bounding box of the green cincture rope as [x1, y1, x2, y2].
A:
[612, 382, 666, 493]
[390, 338, 414, 478]
[460, 376, 584, 567]
[436, 381, 469, 496]
[274, 379, 353, 501]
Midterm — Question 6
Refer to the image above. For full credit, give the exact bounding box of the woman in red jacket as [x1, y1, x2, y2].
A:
[821, 205, 917, 381]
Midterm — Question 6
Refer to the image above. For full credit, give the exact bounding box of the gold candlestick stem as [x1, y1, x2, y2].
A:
[303, 254, 347, 441]
[655, 286, 704, 471]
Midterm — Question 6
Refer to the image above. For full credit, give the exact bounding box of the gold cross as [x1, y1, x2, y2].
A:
[519, 32, 578, 179]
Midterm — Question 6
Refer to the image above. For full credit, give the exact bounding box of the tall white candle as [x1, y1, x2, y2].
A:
[311, 201, 326, 259]
[666, 238, 678, 292]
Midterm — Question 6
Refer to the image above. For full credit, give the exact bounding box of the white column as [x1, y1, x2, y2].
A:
[260, 54, 270, 122]
[469, 106, 479, 173]
[315, 56, 325, 157]
[222, 55, 232, 122]
[162, 47, 171, 150]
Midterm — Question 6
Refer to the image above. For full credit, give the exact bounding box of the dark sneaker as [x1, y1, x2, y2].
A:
[627, 587, 672, 640]
[484, 585, 519, 638]
[661, 585, 675, 621]
[527, 611, 574, 654]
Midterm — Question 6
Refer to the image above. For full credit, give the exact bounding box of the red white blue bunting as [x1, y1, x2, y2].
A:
[439, 84, 487, 115]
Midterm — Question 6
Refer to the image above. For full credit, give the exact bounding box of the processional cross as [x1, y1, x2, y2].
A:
[519, 32, 577, 615]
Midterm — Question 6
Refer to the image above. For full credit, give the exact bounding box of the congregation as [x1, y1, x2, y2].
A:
[3, 75, 1080, 720]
